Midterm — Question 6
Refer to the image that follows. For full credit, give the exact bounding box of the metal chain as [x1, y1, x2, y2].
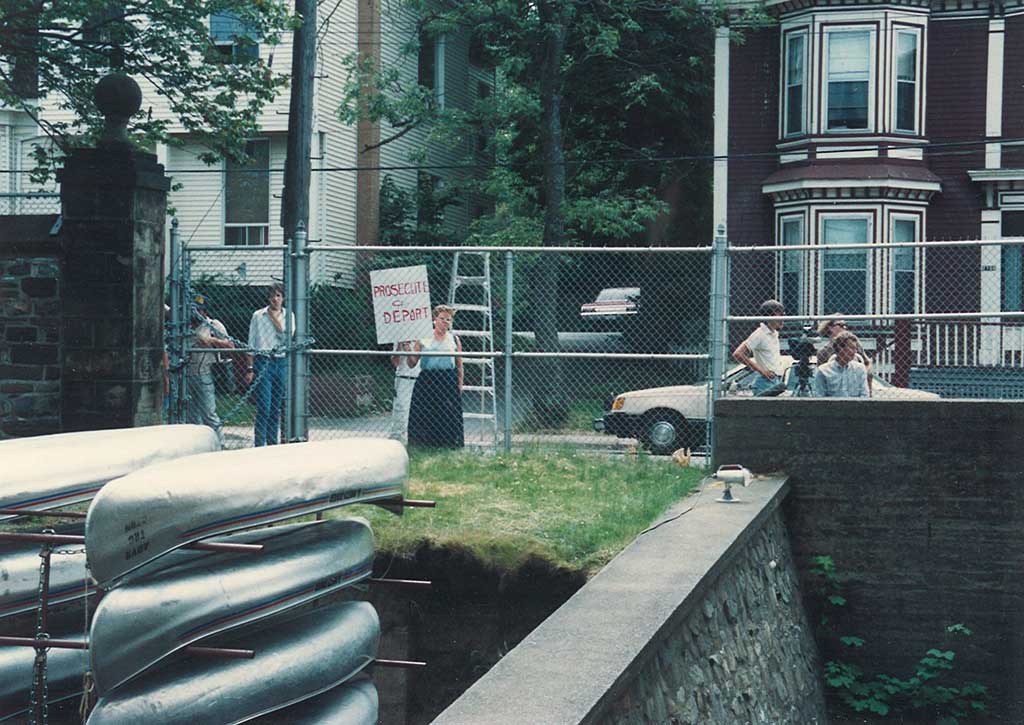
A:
[29, 531, 54, 725]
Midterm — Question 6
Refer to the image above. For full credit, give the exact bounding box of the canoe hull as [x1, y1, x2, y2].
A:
[90, 519, 375, 694]
[87, 601, 380, 725]
[0, 425, 218, 521]
[0, 540, 90, 620]
[0, 635, 89, 722]
[249, 677, 378, 725]
[85, 438, 407, 587]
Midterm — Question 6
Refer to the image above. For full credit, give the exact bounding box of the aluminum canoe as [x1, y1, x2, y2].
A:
[0, 540, 91, 620]
[0, 634, 89, 722]
[90, 518, 375, 694]
[87, 601, 380, 725]
[85, 438, 407, 587]
[249, 676, 378, 725]
[0, 425, 219, 521]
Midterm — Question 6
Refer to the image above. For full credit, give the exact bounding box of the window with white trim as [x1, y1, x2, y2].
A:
[224, 140, 270, 246]
[891, 217, 917, 313]
[822, 216, 870, 314]
[826, 30, 871, 131]
[780, 217, 804, 314]
[894, 30, 919, 133]
[210, 11, 259, 63]
[1002, 212, 1024, 312]
[784, 32, 807, 137]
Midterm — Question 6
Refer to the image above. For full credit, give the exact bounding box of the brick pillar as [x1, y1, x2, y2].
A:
[57, 142, 169, 431]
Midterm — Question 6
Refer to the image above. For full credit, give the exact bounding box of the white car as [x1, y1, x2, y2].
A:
[594, 355, 941, 455]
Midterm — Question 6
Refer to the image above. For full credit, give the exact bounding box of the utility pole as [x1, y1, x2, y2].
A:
[281, 0, 316, 442]
[281, 0, 317, 237]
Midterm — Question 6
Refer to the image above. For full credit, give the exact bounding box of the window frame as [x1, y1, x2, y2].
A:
[820, 213, 872, 314]
[823, 27, 875, 133]
[222, 138, 271, 247]
[782, 30, 809, 138]
[890, 214, 919, 314]
[892, 27, 922, 135]
[779, 214, 805, 314]
[209, 11, 260, 64]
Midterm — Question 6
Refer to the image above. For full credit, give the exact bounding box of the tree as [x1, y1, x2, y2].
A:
[341, 0, 718, 423]
[0, 0, 291, 165]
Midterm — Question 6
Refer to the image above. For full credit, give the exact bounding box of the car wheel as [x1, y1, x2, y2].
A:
[640, 410, 689, 456]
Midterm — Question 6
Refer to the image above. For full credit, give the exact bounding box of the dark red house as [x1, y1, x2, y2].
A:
[714, 0, 1024, 373]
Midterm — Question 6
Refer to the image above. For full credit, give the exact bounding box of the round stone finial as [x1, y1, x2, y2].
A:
[94, 73, 142, 144]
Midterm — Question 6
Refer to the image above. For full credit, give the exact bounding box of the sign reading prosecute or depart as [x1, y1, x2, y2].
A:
[369, 265, 433, 345]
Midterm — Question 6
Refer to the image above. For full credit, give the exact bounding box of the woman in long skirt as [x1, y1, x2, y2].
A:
[407, 305, 464, 448]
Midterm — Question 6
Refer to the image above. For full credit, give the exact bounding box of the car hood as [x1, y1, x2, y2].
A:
[617, 383, 709, 399]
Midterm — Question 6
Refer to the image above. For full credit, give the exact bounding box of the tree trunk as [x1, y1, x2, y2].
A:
[531, 1, 568, 426]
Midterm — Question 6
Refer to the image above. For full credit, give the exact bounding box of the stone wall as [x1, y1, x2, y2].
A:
[597, 507, 822, 724]
[715, 398, 1024, 719]
[0, 216, 63, 437]
[433, 478, 827, 725]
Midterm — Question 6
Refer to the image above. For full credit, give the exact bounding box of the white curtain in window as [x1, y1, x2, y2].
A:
[828, 32, 869, 79]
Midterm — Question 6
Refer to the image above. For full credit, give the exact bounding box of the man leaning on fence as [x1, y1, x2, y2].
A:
[733, 299, 787, 396]
[187, 295, 234, 443]
[812, 331, 869, 398]
[245, 283, 295, 447]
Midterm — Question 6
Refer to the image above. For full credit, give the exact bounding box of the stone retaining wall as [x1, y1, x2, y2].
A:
[434, 477, 826, 725]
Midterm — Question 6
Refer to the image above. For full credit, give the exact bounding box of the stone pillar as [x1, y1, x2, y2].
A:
[57, 74, 170, 431]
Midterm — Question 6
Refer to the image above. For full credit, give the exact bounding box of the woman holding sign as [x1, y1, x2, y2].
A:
[407, 305, 464, 448]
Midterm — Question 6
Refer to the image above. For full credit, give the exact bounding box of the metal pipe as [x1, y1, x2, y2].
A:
[504, 250, 513, 454]
[398, 499, 436, 508]
[302, 244, 716, 254]
[306, 349, 709, 361]
[293, 222, 309, 442]
[727, 311, 1024, 323]
[369, 578, 432, 589]
[374, 658, 427, 669]
[0, 637, 254, 659]
[708, 225, 729, 469]
[0, 508, 86, 519]
[284, 239, 295, 444]
[0, 532, 264, 554]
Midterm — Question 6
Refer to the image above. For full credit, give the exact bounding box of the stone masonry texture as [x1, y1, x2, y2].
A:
[715, 397, 1024, 719]
[598, 507, 825, 725]
[0, 240, 63, 437]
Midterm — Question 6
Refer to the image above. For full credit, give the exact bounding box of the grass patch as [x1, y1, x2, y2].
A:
[513, 399, 602, 434]
[338, 447, 705, 575]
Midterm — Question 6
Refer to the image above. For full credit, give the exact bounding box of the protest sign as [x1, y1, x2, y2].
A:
[369, 265, 433, 345]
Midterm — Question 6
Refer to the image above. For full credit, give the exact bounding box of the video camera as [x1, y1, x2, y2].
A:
[786, 323, 821, 396]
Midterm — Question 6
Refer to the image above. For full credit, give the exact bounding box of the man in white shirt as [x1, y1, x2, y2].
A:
[813, 331, 869, 398]
[733, 299, 786, 396]
[187, 294, 234, 443]
[244, 283, 294, 446]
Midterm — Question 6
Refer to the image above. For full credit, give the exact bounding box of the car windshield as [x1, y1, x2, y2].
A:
[595, 287, 640, 302]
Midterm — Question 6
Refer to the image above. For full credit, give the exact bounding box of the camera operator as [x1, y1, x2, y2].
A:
[733, 299, 786, 396]
[812, 331, 869, 398]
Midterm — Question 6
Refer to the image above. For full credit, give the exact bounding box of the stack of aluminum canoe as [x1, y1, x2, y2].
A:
[83, 438, 407, 723]
[1, 433, 406, 724]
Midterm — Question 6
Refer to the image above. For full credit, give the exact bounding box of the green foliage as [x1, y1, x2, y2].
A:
[1, 0, 291, 168]
[810, 555, 990, 722]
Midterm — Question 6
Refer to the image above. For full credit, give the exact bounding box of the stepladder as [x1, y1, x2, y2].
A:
[448, 251, 498, 449]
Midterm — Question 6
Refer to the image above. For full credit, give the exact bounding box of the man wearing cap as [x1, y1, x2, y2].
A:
[188, 294, 234, 443]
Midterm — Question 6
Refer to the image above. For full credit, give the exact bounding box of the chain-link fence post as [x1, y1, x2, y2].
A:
[503, 250, 514, 453]
[167, 219, 189, 424]
[291, 222, 310, 442]
[283, 239, 294, 443]
[708, 224, 729, 463]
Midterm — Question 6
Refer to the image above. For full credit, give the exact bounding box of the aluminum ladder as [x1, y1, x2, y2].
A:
[448, 251, 498, 449]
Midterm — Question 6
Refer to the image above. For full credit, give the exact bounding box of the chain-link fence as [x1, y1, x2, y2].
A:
[1, 170, 60, 215]
[168, 235, 1024, 455]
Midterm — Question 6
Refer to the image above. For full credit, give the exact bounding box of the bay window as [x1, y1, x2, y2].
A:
[822, 217, 869, 314]
[892, 217, 917, 313]
[894, 30, 919, 133]
[780, 217, 804, 314]
[784, 33, 807, 136]
[826, 30, 871, 131]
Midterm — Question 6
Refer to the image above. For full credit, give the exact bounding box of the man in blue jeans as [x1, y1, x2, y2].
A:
[244, 283, 294, 446]
[732, 299, 787, 396]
